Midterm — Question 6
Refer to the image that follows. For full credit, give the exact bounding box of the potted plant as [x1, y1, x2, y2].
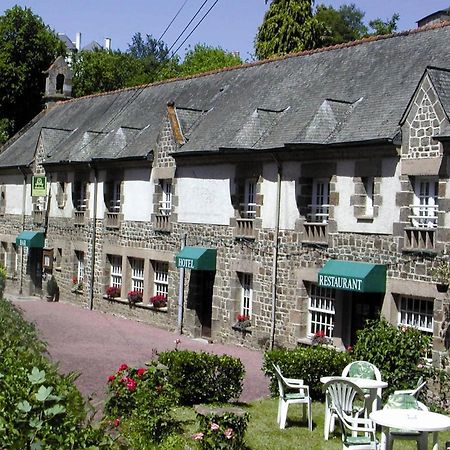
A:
[105, 286, 121, 299]
[431, 261, 450, 293]
[150, 294, 167, 309]
[46, 275, 59, 302]
[232, 314, 251, 332]
[127, 290, 143, 308]
[71, 276, 83, 293]
[311, 329, 331, 346]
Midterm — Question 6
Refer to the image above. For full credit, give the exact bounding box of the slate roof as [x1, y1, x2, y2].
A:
[428, 67, 450, 119]
[2, 23, 450, 169]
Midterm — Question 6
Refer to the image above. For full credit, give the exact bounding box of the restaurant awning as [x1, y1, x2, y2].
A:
[175, 247, 216, 271]
[318, 260, 386, 293]
[16, 231, 45, 248]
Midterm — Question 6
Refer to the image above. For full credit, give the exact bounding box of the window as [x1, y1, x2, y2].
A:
[110, 255, 122, 288]
[308, 284, 335, 338]
[105, 181, 121, 212]
[153, 261, 169, 297]
[56, 181, 66, 208]
[362, 177, 374, 217]
[398, 295, 433, 334]
[239, 273, 253, 317]
[56, 73, 64, 94]
[308, 179, 329, 223]
[240, 179, 256, 219]
[130, 258, 144, 293]
[75, 251, 85, 282]
[411, 177, 438, 228]
[159, 180, 172, 216]
[73, 181, 87, 211]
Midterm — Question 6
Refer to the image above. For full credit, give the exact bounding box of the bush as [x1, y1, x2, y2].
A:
[157, 350, 245, 405]
[263, 345, 353, 400]
[193, 407, 249, 450]
[0, 263, 6, 296]
[353, 318, 431, 397]
[0, 298, 116, 449]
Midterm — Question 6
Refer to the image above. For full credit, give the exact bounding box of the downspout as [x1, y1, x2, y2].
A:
[270, 156, 282, 350]
[177, 233, 187, 334]
[88, 164, 98, 310]
[18, 167, 27, 295]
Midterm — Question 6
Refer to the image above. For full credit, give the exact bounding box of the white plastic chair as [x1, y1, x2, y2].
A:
[323, 378, 378, 450]
[393, 376, 426, 399]
[273, 364, 312, 431]
[383, 393, 428, 450]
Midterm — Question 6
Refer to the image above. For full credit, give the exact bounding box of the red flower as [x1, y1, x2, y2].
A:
[126, 378, 137, 391]
[113, 417, 121, 427]
[108, 375, 116, 382]
[237, 314, 250, 322]
[314, 330, 325, 338]
[118, 363, 128, 372]
[136, 367, 146, 377]
[72, 276, 78, 285]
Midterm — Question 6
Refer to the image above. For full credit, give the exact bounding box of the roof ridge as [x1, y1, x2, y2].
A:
[52, 20, 450, 108]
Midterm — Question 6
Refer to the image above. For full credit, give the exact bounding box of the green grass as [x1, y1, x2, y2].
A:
[171, 398, 450, 450]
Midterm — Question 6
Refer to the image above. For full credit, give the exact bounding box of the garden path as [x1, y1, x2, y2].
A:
[8, 295, 270, 410]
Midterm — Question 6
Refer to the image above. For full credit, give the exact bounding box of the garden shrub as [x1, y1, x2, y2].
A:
[193, 407, 249, 450]
[263, 345, 353, 400]
[157, 350, 245, 405]
[0, 297, 116, 449]
[104, 362, 179, 443]
[353, 318, 431, 397]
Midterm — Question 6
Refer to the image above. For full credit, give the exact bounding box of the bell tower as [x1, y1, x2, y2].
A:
[43, 56, 73, 108]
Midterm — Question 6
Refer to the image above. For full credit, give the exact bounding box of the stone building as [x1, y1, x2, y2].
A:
[1, 23, 450, 362]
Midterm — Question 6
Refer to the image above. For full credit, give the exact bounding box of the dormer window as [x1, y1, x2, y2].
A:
[308, 178, 330, 223]
[410, 177, 438, 229]
[159, 180, 172, 216]
[240, 179, 257, 219]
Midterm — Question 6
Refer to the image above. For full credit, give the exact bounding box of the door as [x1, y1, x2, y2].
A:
[188, 270, 215, 338]
[28, 248, 43, 295]
[350, 292, 383, 345]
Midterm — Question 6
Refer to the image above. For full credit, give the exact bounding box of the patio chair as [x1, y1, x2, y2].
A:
[323, 378, 378, 450]
[383, 393, 428, 450]
[393, 376, 426, 399]
[273, 364, 312, 430]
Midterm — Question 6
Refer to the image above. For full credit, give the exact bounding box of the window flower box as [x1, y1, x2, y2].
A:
[105, 286, 121, 299]
[127, 290, 143, 308]
[150, 294, 168, 309]
[232, 314, 251, 332]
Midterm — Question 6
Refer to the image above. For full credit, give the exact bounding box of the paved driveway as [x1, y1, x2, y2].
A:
[9, 296, 270, 410]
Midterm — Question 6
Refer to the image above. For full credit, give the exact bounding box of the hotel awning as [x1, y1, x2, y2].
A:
[16, 231, 45, 248]
[175, 247, 216, 271]
[318, 260, 386, 293]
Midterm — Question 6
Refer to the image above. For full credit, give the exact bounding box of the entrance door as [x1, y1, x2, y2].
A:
[27, 248, 43, 295]
[188, 270, 215, 338]
[350, 292, 382, 345]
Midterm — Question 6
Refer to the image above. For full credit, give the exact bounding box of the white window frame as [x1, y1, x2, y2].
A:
[74, 181, 87, 211]
[241, 179, 256, 219]
[130, 257, 144, 293]
[110, 255, 122, 289]
[239, 273, 253, 317]
[153, 261, 169, 297]
[398, 295, 433, 334]
[76, 251, 85, 282]
[308, 284, 335, 338]
[308, 178, 330, 223]
[410, 177, 438, 229]
[108, 181, 121, 212]
[159, 180, 172, 216]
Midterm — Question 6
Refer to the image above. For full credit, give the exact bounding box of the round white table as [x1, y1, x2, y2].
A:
[370, 409, 450, 450]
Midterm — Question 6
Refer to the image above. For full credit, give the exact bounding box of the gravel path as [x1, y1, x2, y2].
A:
[9, 295, 270, 410]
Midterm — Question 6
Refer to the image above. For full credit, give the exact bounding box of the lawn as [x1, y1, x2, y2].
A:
[172, 398, 450, 450]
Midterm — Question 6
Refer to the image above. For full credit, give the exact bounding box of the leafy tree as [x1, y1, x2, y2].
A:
[72, 49, 149, 97]
[316, 3, 367, 45]
[255, 0, 324, 60]
[0, 6, 65, 144]
[369, 13, 399, 35]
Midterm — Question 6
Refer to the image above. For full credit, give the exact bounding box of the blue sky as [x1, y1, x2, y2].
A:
[2, 0, 450, 60]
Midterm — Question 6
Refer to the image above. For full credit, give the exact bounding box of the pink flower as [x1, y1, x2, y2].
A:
[113, 417, 121, 427]
[126, 378, 137, 391]
[210, 422, 220, 431]
[107, 375, 116, 382]
[118, 363, 128, 372]
[192, 432, 204, 441]
[224, 428, 233, 439]
[136, 368, 146, 377]
[120, 376, 129, 384]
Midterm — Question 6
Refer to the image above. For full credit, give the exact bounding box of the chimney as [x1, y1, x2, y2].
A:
[105, 37, 111, 50]
[75, 32, 82, 51]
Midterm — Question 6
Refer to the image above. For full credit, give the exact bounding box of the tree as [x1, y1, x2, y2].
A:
[369, 13, 399, 35]
[316, 3, 367, 46]
[255, 0, 324, 60]
[0, 6, 65, 144]
[72, 49, 149, 97]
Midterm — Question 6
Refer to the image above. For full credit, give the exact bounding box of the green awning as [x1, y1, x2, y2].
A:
[175, 247, 216, 271]
[16, 231, 45, 248]
[318, 260, 386, 293]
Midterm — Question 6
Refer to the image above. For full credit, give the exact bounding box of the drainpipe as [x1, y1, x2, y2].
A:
[18, 167, 27, 295]
[88, 165, 98, 310]
[270, 156, 282, 350]
[177, 233, 187, 334]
